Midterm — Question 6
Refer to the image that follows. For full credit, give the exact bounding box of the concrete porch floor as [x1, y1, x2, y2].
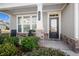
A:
[39, 39, 79, 56]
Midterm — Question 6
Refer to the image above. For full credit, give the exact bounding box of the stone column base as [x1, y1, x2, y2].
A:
[36, 30, 44, 39]
[44, 33, 48, 39]
[61, 34, 79, 53]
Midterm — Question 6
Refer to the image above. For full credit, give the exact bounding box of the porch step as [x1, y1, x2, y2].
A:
[48, 38, 60, 41]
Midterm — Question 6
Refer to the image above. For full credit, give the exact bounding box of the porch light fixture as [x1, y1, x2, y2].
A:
[38, 11, 41, 21]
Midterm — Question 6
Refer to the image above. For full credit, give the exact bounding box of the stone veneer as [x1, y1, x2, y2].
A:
[17, 32, 28, 37]
[17, 31, 48, 40]
[36, 30, 44, 39]
[44, 33, 48, 39]
[61, 34, 79, 53]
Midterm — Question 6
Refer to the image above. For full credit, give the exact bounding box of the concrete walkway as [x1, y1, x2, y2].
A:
[39, 39, 79, 56]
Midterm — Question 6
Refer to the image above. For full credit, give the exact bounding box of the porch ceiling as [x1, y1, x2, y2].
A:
[0, 3, 35, 9]
[0, 3, 65, 14]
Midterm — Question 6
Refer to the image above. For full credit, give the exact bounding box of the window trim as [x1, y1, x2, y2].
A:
[16, 14, 37, 33]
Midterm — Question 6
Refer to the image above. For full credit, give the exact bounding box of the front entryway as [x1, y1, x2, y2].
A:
[49, 14, 59, 38]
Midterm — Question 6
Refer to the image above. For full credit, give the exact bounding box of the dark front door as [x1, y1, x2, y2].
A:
[49, 18, 59, 38]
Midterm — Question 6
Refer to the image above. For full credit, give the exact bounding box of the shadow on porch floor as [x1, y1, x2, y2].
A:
[39, 39, 79, 56]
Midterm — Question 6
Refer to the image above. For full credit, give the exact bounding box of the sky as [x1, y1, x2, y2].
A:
[0, 12, 9, 22]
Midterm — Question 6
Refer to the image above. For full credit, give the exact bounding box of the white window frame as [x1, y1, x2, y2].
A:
[16, 14, 37, 33]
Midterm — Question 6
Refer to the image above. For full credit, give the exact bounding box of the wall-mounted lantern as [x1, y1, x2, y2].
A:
[38, 11, 41, 21]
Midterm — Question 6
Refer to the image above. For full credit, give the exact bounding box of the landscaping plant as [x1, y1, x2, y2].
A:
[28, 47, 65, 56]
[21, 36, 39, 51]
[3, 36, 19, 46]
[0, 33, 10, 44]
[0, 34, 67, 56]
[0, 35, 4, 44]
[0, 43, 17, 56]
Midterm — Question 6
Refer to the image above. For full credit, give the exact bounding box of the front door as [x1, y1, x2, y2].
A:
[49, 17, 59, 38]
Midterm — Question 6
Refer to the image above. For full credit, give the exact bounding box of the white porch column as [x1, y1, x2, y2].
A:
[36, 3, 44, 39]
[74, 3, 79, 39]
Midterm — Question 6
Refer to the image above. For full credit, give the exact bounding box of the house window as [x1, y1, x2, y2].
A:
[23, 25, 30, 32]
[23, 16, 30, 32]
[18, 16, 22, 32]
[18, 25, 21, 32]
[17, 15, 37, 33]
[32, 16, 37, 30]
[18, 17, 22, 24]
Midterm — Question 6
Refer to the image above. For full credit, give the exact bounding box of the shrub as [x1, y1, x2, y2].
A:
[10, 37, 19, 46]
[29, 47, 65, 56]
[0, 33, 19, 46]
[21, 36, 39, 51]
[0, 35, 4, 44]
[4, 36, 19, 46]
[0, 43, 17, 56]
[0, 33, 10, 39]
[0, 34, 10, 44]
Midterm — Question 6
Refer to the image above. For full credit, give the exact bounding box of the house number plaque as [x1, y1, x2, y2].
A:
[38, 11, 41, 21]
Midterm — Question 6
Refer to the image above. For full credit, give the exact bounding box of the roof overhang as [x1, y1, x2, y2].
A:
[0, 3, 67, 14]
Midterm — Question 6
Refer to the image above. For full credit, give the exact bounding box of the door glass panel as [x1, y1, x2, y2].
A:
[51, 19, 57, 32]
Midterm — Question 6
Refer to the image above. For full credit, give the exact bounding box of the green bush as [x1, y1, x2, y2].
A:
[29, 47, 65, 56]
[0, 34, 19, 46]
[0, 35, 4, 44]
[0, 33, 10, 39]
[0, 43, 17, 56]
[4, 36, 19, 46]
[12, 37, 19, 46]
[0, 34, 10, 44]
[21, 36, 39, 51]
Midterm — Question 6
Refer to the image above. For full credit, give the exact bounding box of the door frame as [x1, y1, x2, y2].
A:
[47, 11, 61, 40]
[49, 17, 59, 38]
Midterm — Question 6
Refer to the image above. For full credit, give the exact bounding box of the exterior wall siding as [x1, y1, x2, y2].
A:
[61, 4, 74, 39]
[10, 15, 16, 30]
[61, 4, 79, 52]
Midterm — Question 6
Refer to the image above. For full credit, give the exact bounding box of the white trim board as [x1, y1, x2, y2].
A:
[74, 3, 79, 39]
